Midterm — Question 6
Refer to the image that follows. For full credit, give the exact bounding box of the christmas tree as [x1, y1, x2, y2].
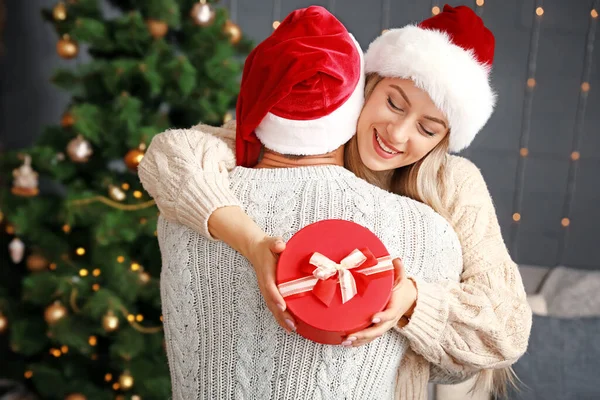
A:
[0, 1, 251, 398]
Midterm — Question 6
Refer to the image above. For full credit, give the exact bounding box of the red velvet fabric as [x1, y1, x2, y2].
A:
[419, 4, 495, 66]
[235, 6, 360, 167]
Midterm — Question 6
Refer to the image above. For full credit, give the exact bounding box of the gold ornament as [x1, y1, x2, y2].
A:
[57, 34, 79, 59]
[190, 1, 215, 27]
[223, 20, 242, 45]
[146, 19, 168, 39]
[0, 312, 7, 333]
[12, 155, 39, 197]
[108, 185, 126, 202]
[124, 144, 146, 171]
[64, 394, 86, 400]
[44, 301, 67, 325]
[102, 310, 119, 332]
[9, 238, 25, 264]
[67, 135, 93, 163]
[119, 371, 134, 390]
[53, 2, 67, 21]
[61, 111, 75, 128]
[26, 254, 48, 272]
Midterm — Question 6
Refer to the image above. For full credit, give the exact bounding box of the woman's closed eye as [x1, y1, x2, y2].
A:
[387, 97, 404, 112]
[419, 124, 436, 137]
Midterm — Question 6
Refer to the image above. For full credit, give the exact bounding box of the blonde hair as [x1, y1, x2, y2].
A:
[344, 73, 518, 398]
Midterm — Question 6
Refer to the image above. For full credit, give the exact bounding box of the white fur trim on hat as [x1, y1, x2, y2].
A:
[255, 35, 365, 155]
[364, 26, 496, 152]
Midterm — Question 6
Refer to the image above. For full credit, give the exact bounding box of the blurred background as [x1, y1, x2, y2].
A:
[0, 1, 599, 399]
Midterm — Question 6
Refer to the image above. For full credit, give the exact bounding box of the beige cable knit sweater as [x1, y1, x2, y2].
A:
[138, 121, 532, 399]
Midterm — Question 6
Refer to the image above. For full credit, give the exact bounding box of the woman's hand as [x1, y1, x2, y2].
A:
[342, 258, 417, 347]
[208, 206, 296, 333]
[245, 235, 298, 334]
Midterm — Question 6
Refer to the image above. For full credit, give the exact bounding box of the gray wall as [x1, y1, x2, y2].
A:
[1, 0, 599, 270]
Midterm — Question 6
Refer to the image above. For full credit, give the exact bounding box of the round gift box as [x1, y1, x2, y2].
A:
[276, 219, 395, 345]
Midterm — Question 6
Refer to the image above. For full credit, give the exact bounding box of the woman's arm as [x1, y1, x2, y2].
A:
[138, 121, 297, 332]
[398, 157, 532, 374]
[138, 121, 241, 239]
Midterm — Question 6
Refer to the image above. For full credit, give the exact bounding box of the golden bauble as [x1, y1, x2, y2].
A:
[61, 112, 75, 128]
[146, 19, 169, 39]
[26, 254, 49, 272]
[102, 310, 119, 332]
[44, 301, 67, 325]
[64, 394, 86, 400]
[119, 371, 134, 390]
[67, 135, 93, 163]
[223, 20, 242, 45]
[108, 185, 126, 202]
[57, 35, 78, 59]
[0, 313, 8, 333]
[124, 145, 145, 171]
[53, 2, 68, 21]
[190, 2, 215, 27]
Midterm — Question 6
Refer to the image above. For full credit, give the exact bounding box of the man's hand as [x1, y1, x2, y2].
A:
[341, 258, 417, 347]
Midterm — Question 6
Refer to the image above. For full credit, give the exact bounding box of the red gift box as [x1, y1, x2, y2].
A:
[276, 219, 395, 345]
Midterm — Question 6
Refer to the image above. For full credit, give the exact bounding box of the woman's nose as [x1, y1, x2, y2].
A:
[387, 121, 410, 145]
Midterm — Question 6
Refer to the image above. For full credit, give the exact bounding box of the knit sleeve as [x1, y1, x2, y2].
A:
[137, 120, 241, 239]
[398, 156, 532, 373]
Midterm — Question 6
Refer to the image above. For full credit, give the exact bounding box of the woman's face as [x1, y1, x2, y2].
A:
[356, 78, 450, 171]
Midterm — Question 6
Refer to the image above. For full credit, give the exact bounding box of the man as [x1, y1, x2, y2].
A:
[154, 6, 462, 399]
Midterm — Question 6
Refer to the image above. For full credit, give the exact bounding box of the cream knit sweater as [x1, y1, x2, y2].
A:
[158, 165, 463, 399]
[138, 121, 532, 399]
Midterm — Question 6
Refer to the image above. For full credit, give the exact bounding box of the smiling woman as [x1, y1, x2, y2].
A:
[355, 75, 450, 172]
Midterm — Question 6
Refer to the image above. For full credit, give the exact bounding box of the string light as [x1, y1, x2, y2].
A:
[527, 78, 536, 88]
[76, 247, 86, 256]
[121, 183, 130, 190]
[117, 256, 125, 263]
[581, 82, 590, 92]
[24, 371, 33, 379]
[561, 218, 570, 227]
[62, 224, 71, 233]
[476, 0, 485, 6]
[520, 148, 529, 157]
[88, 336, 97, 346]
[112, 383, 120, 391]
[536, 7, 544, 16]
[136, 314, 144, 322]
[61, 345, 69, 354]
[272, 21, 280, 29]
[513, 213, 521, 222]
[592, 9, 598, 18]
[92, 283, 100, 291]
[571, 151, 580, 161]
[51, 348, 62, 357]
[432, 6, 440, 15]
[79, 269, 89, 277]
[127, 314, 135, 322]
[105, 373, 113, 382]
[92, 268, 101, 276]
[130, 262, 141, 271]
[5, 224, 14, 234]
[49, 263, 57, 270]
[133, 190, 143, 199]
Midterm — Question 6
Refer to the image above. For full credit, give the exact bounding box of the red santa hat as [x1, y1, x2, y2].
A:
[364, 4, 496, 152]
[235, 6, 365, 167]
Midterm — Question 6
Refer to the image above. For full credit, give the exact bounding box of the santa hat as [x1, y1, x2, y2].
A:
[364, 4, 496, 152]
[235, 6, 365, 167]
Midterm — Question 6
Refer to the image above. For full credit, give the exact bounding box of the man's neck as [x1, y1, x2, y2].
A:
[255, 147, 345, 169]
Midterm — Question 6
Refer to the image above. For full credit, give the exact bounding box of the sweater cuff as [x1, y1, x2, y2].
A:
[396, 278, 449, 354]
[175, 170, 242, 240]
